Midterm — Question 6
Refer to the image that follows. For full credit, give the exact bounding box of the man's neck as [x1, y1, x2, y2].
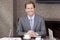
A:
[28, 14, 35, 18]
[27, 14, 35, 19]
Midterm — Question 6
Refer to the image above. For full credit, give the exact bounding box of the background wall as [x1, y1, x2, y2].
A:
[17, 0, 60, 21]
[0, 0, 13, 37]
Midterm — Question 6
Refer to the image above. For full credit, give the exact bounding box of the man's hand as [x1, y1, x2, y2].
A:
[25, 30, 36, 37]
[31, 32, 36, 37]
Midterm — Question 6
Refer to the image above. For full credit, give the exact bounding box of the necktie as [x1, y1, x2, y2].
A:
[30, 19, 34, 31]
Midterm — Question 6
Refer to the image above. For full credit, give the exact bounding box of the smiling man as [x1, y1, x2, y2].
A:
[17, 1, 46, 37]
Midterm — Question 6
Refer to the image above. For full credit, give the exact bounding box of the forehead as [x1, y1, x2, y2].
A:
[26, 4, 34, 7]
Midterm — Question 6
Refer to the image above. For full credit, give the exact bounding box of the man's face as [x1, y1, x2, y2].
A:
[25, 4, 35, 16]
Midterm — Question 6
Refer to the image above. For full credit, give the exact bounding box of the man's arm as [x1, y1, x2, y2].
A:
[16, 18, 26, 36]
[37, 18, 46, 36]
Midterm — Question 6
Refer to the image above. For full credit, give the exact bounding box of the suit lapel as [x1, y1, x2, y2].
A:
[34, 15, 38, 30]
[25, 15, 31, 30]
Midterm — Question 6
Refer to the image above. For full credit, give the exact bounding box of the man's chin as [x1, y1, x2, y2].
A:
[27, 13, 34, 16]
[29, 15, 34, 16]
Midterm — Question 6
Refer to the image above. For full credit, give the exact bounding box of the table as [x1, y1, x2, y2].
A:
[0, 37, 57, 40]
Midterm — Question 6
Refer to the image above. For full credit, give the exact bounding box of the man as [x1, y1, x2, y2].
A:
[16, 1, 46, 37]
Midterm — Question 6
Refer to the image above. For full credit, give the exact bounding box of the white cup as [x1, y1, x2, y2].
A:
[23, 34, 31, 39]
[36, 36, 41, 40]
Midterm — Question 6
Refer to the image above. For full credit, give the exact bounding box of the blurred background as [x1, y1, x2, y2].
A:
[0, 0, 60, 39]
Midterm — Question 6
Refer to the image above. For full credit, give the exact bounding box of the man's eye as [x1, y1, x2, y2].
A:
[27, 8, 29, 9]
[31, 8, 33, 9]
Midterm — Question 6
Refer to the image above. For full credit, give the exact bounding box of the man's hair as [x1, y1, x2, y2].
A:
[25, 1, 35, 9]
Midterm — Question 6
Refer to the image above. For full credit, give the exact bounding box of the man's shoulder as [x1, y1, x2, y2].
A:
[35, 14, 45, 21]
[35, 14, 44, 19]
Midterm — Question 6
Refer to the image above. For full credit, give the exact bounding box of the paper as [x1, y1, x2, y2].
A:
[23, 34, 31, 39]
[36, 36, 41, 40]
[0, 37, 21, 40]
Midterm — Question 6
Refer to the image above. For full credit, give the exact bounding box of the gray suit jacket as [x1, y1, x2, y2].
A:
[16, 14, 46, 36]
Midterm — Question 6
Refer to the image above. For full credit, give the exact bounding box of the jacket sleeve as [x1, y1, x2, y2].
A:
[37, 18, 46, 37]
[16, 18, 26, 36]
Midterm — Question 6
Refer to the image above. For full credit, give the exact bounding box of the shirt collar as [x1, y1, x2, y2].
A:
[27, 15, 35, 20]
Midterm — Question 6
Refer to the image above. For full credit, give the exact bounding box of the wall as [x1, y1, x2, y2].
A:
[17, 0, 60, 21]
[0, 0, 13, 37]
[35, 3, 60, 20]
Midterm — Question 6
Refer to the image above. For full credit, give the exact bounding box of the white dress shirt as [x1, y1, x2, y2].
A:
[27, 15, 35, 31]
